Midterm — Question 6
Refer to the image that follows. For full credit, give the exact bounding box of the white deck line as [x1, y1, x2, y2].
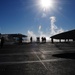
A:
[32, 50, 48, 70]
[0, 59, 72, 65]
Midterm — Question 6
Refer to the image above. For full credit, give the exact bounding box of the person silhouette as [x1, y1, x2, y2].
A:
[41, 37, 44, 42]
[1, 37, 4, 48]
[30, 37, 32, 42]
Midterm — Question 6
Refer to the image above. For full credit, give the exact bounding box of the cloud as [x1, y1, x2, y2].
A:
[38, 25, 49, 39]
[50, 16, 64, 36]
[39, 25, 42, 30]
[27, 16, 64, 42]
[38, 25, 46, 37]
[50, 16, 56, 23]
[42, 13, 46, 18]
[56, 28, 64, 34]
[50, 16, 57, 35]
[27, 30, 37, 42]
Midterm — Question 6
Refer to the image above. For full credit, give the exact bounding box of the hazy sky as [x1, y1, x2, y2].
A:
[0, 0, 75, 36]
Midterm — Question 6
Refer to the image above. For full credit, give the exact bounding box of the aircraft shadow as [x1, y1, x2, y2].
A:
[53, 52, 75, 59]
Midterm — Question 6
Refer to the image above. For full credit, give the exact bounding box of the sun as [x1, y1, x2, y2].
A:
[40, 0, 53, 9]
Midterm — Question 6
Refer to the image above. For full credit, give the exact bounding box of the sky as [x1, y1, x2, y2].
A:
[0, 0, 75, 38]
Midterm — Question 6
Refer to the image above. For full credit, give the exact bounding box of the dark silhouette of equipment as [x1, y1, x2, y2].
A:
[41, 37, 46, 43]
[51, 29, 75, 43]
[30, 37, 32, 42]
[1, 37, 4, 48]
[36, 37, 40, 43]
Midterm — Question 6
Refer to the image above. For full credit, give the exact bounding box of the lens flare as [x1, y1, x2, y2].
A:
[40, 0, 53, 9]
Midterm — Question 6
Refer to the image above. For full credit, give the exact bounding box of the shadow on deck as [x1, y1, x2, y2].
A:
[53, 52, 75, 59]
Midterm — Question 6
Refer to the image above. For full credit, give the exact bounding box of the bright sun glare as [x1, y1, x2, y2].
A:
[40, 0, 53, 9]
